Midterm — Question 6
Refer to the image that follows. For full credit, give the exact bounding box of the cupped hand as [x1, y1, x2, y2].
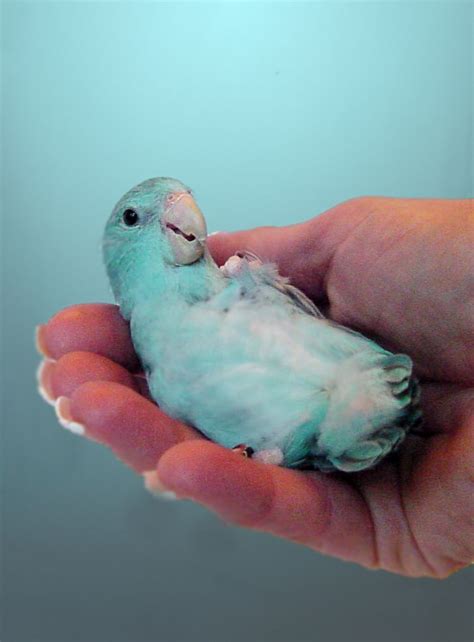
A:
[36, 196, 474, 577]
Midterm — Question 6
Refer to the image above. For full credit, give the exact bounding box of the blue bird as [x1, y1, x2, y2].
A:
[102, 177, 422, 472]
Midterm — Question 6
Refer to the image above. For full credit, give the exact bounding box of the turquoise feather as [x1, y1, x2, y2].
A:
[103, 178, 422, 472]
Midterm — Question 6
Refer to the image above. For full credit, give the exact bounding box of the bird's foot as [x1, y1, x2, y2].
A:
[232, 443, 255, 458]
[231, 445, 284, 465]
[253, 448, 284, 466]
[220, 255, 247, 277]
[220, 252, 262, 277]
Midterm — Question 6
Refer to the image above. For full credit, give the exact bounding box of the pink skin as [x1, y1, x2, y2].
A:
[36, 196, 474, 578]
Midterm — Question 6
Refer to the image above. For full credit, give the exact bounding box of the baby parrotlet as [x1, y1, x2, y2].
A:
[102, 177, 421, 472]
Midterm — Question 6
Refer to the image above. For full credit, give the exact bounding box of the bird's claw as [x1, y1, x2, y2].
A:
[220, 252, 262, 277]
[232, 443, 255, 458]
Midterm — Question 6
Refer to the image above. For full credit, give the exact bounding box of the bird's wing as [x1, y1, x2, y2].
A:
[268, 278, 325, 318]
[227, 251, 324, 318]
[222, 252, 385, 354]
[244, 256, 383, 345]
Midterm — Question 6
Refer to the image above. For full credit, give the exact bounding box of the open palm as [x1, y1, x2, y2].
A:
[37, 196, 474, 577]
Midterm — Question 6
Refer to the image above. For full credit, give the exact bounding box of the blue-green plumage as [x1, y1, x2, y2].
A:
[103, 178, 421, 472]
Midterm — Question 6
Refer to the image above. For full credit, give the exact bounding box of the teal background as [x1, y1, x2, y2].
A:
[2, 2, 473, 641]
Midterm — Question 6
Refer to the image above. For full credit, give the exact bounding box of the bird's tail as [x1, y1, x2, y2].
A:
[307, 353, 422, 473]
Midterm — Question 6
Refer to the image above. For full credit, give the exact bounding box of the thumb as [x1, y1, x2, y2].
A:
[206, 198, 366, 301]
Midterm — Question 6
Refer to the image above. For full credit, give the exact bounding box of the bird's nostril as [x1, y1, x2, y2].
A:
[167, 193, 183, 204]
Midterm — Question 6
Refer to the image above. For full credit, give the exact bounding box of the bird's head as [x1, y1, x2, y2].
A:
[103, 177, 209, 315]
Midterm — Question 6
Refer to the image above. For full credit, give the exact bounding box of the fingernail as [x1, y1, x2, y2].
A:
[54, 396, 85, 436]
[36, 359, 56, 406]
[143, 470, 178, 501]
[35, 325, 52, 358]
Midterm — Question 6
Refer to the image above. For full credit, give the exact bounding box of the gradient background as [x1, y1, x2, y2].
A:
[1, 2, 473, 641]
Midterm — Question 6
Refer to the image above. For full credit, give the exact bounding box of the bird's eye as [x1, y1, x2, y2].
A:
[122, 209, 139, 227]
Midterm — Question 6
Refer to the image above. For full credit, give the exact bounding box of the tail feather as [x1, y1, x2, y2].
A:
[307, 353, 422, 473]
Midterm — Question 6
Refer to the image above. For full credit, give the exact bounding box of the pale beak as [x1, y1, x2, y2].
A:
[163, 192, 208, 265]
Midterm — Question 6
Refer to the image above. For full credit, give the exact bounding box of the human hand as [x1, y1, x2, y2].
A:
[36, 196, 474, 577]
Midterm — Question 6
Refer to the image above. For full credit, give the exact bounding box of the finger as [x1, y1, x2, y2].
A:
[37, 351, 140, 404]
[55, 381, 202, 472]
[402, 400, 474, 573]
[419, 383, 474, 434]
[132, 373, 154, 401]
[156, 441, 377, 569]
[206, 199, 370, 301]
[36, 303, 140, 371]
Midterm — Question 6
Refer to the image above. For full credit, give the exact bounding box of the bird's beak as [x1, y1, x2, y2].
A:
[163, 192, 208, 265]
[164, 192, 207, 243]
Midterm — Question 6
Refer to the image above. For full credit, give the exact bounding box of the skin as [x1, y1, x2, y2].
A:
[36, 196, 474, 578]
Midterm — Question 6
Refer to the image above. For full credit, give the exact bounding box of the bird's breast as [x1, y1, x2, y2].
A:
[129, 295, 341, 450]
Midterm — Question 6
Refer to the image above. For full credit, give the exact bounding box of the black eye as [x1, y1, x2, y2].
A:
[122, 209, 139, 227]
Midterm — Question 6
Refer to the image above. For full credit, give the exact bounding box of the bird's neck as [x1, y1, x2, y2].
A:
[119, 250, 225, 320]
